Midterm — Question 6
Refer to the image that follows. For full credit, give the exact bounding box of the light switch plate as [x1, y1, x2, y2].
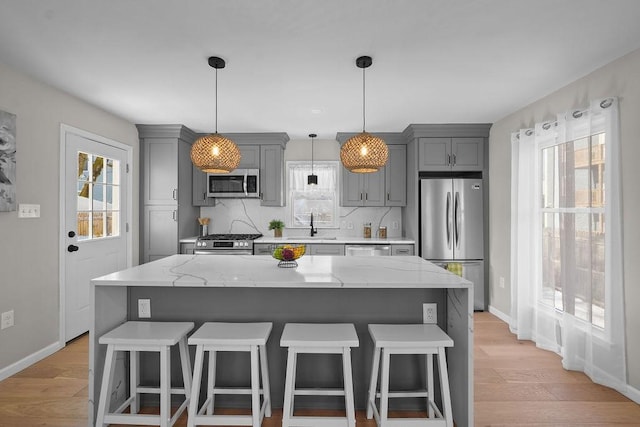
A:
[18, 204, 40, 218]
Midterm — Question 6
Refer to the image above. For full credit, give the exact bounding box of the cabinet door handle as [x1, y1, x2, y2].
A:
[172, 210, 177, 221]
[452, 154, 457, 165]
[396, 249, 409, 254]
[387, 193, 390, 201]
[172, 189, 177, 200]
[447, 154, 451, 165]
[203, 192, 207, 201]
[360, 193, 363, 200]
[365, 193, 368, 201]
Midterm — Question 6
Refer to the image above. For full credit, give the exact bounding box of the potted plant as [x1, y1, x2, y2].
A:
[268, 219, 285, 238]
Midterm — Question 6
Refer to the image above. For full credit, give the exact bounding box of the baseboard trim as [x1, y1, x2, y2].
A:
[0, 341, 63, 382]
[624, 383, 640, 404]
[488, 305, 511, 324]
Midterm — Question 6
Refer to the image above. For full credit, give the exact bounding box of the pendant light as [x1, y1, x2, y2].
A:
[191, 56, 241, 173]
[340, 56, 388, 173]
[307, 133, 318, 185]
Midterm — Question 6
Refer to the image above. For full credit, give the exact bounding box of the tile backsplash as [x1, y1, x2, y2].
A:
[199, 199, 402, 238]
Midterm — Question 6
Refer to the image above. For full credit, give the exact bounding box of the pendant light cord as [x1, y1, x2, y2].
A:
[214, 67, 218, 134]
[311, 136, 314, 174]
[362, 65, 366, 132]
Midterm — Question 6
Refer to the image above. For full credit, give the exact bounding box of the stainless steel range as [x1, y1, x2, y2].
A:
[194, 233, 262, 255]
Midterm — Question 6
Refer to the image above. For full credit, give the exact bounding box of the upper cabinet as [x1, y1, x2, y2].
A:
[192, 134, 288, 207]
[337, 133, 407, 207]
[418, 137, 484, 171]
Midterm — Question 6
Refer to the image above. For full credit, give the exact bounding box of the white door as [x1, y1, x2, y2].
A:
[63, 130, 128, 342]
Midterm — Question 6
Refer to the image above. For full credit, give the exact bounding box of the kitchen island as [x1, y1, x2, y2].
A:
[89, 255, 473, 426]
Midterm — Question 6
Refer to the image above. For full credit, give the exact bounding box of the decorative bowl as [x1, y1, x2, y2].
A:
[272, 244, 306, 268]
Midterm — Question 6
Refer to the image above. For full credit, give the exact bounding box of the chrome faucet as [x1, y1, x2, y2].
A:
[310, 213, 318, 237]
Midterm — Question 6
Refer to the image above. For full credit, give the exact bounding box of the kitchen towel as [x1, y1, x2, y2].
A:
[446, 262, 463, 277]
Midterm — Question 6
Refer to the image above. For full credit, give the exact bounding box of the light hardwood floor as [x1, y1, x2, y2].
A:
[1, 312, 639, 426]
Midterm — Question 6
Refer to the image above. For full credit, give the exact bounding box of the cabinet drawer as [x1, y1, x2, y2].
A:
[309, 244, 345, 256]
[391, 244, 415, 256]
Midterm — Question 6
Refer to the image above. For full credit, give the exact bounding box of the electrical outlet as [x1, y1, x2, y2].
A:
[392, 221, 399, 230]
[1, 310, 14, 329]
[138, 299, 151, 318]
[347, 222, 354, 230]
[423, 303, 437, 324]
[18, 204, 40, 218]
[499, 276, 505, 288]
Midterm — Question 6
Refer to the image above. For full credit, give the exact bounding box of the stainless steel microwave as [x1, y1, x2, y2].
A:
[206, 168, 260, 198]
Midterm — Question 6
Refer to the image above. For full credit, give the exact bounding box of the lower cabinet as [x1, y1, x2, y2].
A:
[180, 242, 195, 254]
[253, 242, 413, 256]
[308, 244, 345, 256]
[143, 206, 179, 262]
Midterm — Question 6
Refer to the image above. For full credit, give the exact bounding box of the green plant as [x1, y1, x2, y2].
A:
[268, 219, 284, 230]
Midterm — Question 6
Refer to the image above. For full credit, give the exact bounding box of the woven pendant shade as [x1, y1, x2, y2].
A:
[190, 133, 241, 173]
[340, 131, 388, 173]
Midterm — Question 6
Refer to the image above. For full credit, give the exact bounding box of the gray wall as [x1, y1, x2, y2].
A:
[0, 62, 139, 372]
[489, 47, 640, 389]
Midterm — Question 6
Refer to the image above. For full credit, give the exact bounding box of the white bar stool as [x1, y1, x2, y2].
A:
[280, 323, 359, 427]
[366, 324, 454, 427]
[95, 321, 194, 427]
[186, 322, 272, 427]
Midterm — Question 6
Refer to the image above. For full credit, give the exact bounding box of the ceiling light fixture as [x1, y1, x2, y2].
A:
[307, 133, 318, 185]
[190, 56, 241, 173]
[340, 55, 388, 173]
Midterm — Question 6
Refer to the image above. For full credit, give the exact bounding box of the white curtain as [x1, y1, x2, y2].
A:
[510, 97, 626, 391]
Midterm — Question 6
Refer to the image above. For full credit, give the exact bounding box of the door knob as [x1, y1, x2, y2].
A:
[68, 231, 76, 238]
[67, 244, 79, 252]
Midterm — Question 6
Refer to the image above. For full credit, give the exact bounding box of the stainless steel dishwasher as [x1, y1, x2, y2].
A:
[344, 245, 391, 256]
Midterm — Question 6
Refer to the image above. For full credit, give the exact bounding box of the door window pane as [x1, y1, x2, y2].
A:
[76, 151, 121, 240]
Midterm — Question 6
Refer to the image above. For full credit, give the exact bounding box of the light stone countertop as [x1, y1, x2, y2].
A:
[91, 254, 468, 289]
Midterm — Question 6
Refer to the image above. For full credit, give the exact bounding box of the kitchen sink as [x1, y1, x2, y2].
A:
[285, 236, 337, 240]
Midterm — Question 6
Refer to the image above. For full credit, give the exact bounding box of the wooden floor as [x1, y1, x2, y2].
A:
[1, 312, 639, 426]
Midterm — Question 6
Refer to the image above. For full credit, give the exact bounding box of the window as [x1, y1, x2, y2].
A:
[77, 152, 121, 240]
[540, 133, 606, 328]
[286, 161, 339, 228]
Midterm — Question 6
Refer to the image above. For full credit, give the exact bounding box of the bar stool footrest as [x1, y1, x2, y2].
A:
[285, 416, 355, 427]
[294, 388, 347, 397]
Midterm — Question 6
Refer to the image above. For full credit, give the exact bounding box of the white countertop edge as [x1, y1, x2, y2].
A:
[180, 236, 416, 244]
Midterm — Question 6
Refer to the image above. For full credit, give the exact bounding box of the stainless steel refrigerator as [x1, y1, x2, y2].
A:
[420, 177, 485, 310]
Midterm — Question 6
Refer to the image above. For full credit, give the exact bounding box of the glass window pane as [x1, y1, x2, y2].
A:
[109, 185, 120, 210]
[106, 159, 114, 184]
[541, 146, 556, 208]
[77, 212, 91, 240]
[106, 211, 119, 237]
[591, 133, 605, 208]
[93, 156, 105, 183]
[572, 212, 591, 322]
[542, 212, 560, 309]
[78, 152, 90, 183]
[592, 213, 605, 328]
[93, 184, 105, 210]
[93, 211, 104, 238]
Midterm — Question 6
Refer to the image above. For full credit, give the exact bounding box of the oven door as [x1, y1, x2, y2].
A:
[207, 168, 259, 198]
[194, 249, 254, 255]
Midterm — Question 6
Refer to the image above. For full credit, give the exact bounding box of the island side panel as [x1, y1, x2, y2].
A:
[127, 287, 456, 412]
[447, 286, 473, 427]
[89, 284, 128, 427]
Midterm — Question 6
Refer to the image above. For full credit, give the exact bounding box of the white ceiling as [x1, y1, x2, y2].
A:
[2, 0, 640, 139]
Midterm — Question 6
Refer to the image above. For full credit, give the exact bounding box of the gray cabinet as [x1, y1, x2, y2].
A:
[138, 125, 199, 263]
[180, 241, 195, 254]
[192, 144, 262, 206]
[253, 243, 274, 255]
[341, 146, 406, 207]
[341, 168, 385, 207]
[308, 244, 345, 256]
[418, 137, 483, 171]
[260, 145, 284, 206]
[193, 137, 287, 207]
[385, 145, 407, 206]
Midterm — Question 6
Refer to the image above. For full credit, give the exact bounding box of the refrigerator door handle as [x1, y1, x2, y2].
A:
[446, 191, 452, 249]
[454, 191, 461, 249]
